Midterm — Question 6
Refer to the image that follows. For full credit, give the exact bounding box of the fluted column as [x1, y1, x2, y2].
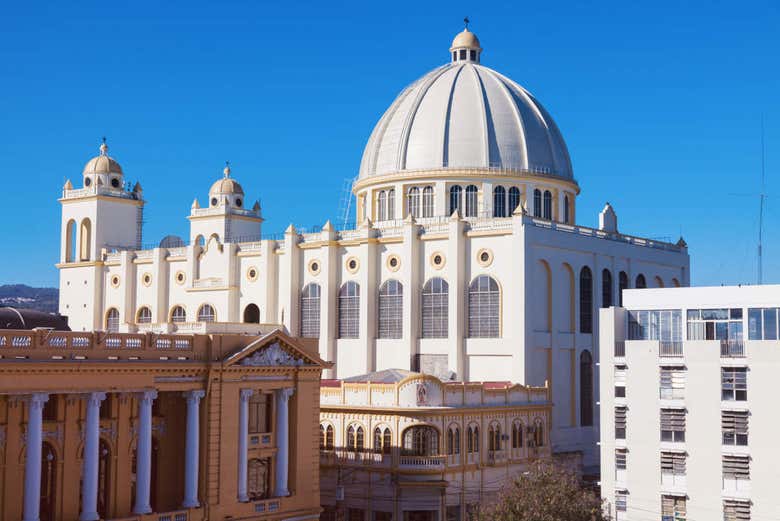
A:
[182, 390, 205, 508]
[275, 388, 294, 496]
[23, 393, 49, 521]
[80, 392, 106, 521]
[133, 390, 157, 514]
[237, 389, 254, 502]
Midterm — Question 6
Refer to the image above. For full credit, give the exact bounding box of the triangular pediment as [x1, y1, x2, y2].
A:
[223, 329, 329, 369]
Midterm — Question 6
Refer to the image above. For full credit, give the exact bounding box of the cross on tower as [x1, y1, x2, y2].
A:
[464, 17, 470, 29]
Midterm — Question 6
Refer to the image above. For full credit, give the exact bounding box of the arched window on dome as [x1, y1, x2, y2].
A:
[493, 186, 506, 217]
[300, 283, 321, 338]
[387, 189, 395, 220]
[580, 350, 594, 426]
[422, 278, 448, 338]
[377, 191, 387, 221]
[465, 185, 478, 217]
[579, 267, 593, 334]
[564, 195, 571, 223]
[619, 271, 629, 307]
[407, 187, 421, 219]
[533, 189, 542, 218]
[197, 304, 216, 322]
[602, 269, 613, 308]
[136, 306, 152, 324]
[422, 186, 434, 218]
[449, 186, 462, 216]
[543, 190, 552, 220]
[635, 274, 647, 289]
[105, 308, 119, 332]
[468, 275, 500, 338]
[378, 280, 403, 339]
[338, 282, 360, 338]
[508, 187, 521, 215]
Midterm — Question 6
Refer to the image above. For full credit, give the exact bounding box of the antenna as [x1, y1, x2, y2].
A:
[758, 116, 766, 285]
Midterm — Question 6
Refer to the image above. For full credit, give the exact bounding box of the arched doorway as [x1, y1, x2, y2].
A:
[40, 442, 57, 521]
[98, 439, 111, 518]
[243, 304, 260, 323]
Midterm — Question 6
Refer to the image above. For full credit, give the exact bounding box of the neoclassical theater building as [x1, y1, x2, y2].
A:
[57, 26, 689, 473]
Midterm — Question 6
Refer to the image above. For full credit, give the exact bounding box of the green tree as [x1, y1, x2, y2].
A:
[476, 462, 606, 521]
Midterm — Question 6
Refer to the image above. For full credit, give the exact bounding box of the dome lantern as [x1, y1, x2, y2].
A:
[82, 138, 124, 189]
[450, 19, 481, 63]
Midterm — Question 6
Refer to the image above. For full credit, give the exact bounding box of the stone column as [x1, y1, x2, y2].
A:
[23, 393, 49, 521]
[237, 389, 254, 502]
[275, 388, 295, 496]
[182, 390, 205, 508]
[133, 390, 157, 514]
[80, 392, 106, 521]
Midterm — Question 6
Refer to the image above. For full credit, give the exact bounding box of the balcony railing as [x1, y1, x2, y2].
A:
[720, 339, 746, 358]
[108, 509, 191, 521]
[614, 341, 626, 357]
[399, 455, 445, 469]
[659, 341, 684, 357]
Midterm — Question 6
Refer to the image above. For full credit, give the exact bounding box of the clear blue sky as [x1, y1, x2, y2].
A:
[1, 1, 778, 287]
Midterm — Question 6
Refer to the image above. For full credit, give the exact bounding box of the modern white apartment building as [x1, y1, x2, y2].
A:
[599, 285, 780, 521]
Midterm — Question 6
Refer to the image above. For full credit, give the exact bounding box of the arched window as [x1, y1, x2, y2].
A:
[422, 278, 449, 338]
[468, 275, 500, 338]
[508, 187, 521, 215]
[534, 419, 545, 447]
[347, 424, 364, 452]
[79, 218, 92, 261]
[243, 303, 260, 323]
[543, 190, 552, 219]
[654, 276, 665, 288]
[580, 350, 594, 426]
[377, 190, 387, 221]
[447, 428, 454, 455]
[136, 306, 152, 324]
[374, 426, 392, 454]
[378, 280, 403, 339]
[467, 426, 474, 453]
[300, 283, 321, 338]
[449, 185, 463, 215]
[465, 185, 478, 217]
[407, 187, 421, 218]
[488, 424, 501, 451]
[105, 308, 119, 332]
[65, 219, 77, 262]
[533, 189, 542, 217]
[197, 304, 216, 322]
[512, 421, 523, 449]
[635, 274, 647, 289]
[326, 424, 334, 449]
[319, 424, 325, 449]
[402, 426, 439, 456]
[170, 306, 186, 323]
[338, 282, 360, 338]
[422, 186, 434, 218]
[602, 269, 613, 308]
[454, 427, 460, 454]
[387, 189, 395, 220]
[472, 426, 480, 453]
[493, 186, 506, 217]
[672, 277, 681, 288]
[564, 195, 570, 223]
[247, 458, 270, 500]
[195, 235, 205, 247]
[618, 271, 629, 307]
[579, 267, 593, 333]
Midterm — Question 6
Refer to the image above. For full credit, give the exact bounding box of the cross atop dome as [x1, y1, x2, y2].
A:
[224, 160, 231, 178]
[100, 136, 108, 156]
[450, 21, 481, 63]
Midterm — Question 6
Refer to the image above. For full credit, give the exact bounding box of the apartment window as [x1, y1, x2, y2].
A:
[723, 500, 751, 521]
[748, 307, 778, 340]
[660, 408, 686, 442]
[660, 367, 686, 399]
[615, 448, 627, 478]
[615, 406, 627, 439]
[661, 495, 686, 521]
[722, 454, 750, 481]
[721, 368, 747, 401]
[722, 410, 749, 446]
[661, 451, 686, 476]
[687, 308, 743, 341]
[615, 491, 627, 513]
[628, 309, 683, 342]
[614, 365, 627, 398]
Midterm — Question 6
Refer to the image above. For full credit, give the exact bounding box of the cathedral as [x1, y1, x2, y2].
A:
[58, 26, 689, 471]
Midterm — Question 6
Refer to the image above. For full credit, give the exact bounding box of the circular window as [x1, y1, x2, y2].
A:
[175, 271, 186, 285]
[235, 198, 242, 207]
[247, 266, 258, 281]
[430, 252, 446, 270]
[84, 177, 92, 187]
[386, 254, 401, 272]
[111, 178, 120, 188]
[308, 259, 321, 276]
[477, 248, 494, 267]
[142, 273, 152, 287]
[110, 275, 120, 288]
[211, 197, 218, 206]
[345, 257, 360, 274]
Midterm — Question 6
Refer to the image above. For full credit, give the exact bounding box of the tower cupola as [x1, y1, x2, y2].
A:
[450, 21, 481, 63]
[82, 138, 124, 189]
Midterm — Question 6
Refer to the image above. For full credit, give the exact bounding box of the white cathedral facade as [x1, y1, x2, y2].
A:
[58, 28, 689, 466]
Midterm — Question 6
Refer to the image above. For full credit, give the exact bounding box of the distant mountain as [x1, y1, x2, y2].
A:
[0, 285, 59, 313]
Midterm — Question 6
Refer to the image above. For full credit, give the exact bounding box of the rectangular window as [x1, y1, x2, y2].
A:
[627, 309, 682, 341]
[660, 408, 686, 442]
[615, 448, 627, 482]
[615, 406, 627, 440]
[615, 366, 626, 398]
[723, 454, 750, 480]
[248, 393, 272, 434]
[615, 491, 627, 512]
[723, 499, 751, 521]
[660, 367, 686, 399]
[722, 410, 749, 446]
[687, 308, 743, 341]
[661, 451, 686, 476]
[661, 495, 686, 521]
[721, 367, 747, 401]
[748, 307, 778, 340]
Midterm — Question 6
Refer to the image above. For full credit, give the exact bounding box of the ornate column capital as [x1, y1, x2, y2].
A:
[184, 390, 206, 404]
[138, 390, 158, 404]
[26, 393, 50, 409]
[85, 392, 107, 407]
[278, 387, 295, 402]
[239, 389, 254, 402]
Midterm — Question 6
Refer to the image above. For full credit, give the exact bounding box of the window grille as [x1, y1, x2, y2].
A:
[721, 367, 747, 401]
[615, 365, 627, 398]
[422, 278, 448, 338]
[467, 275, 499, 337]
[533, 189, 542, 217]
[748, 307, 778, 340]
[723, 500, 751, 521]
[579, 267, 593, 333]
[660, 367, 686, 399]
[197, 304, 215, 322]
[602, 269, 613, 308]
[615, 406, 627, 439]
[543, 190, 552, 219]
[661, 495, 686, 521]
[508, 187, 521, 215]
[407, 187, 421, 218]
[137, 307, 152, 324]
[493, 186, 506, 217]
[300, 283, 321, 338]
[378, 280, 403, 339]
[106, 308, 120, 332]
[660, 408, 686, 442]
[465, 185, 478, 217]
[449, 185, 462, 215]
[722, 455, 750, 480]
[422, 186, 434, 218]
[338, 282, 360, 338]
[171, 306, 186, 323]
[660, 451, 686, 475]
[387, 189, 395, 220]
[615, 448, 627, 470]
[722, 410, 749, 446]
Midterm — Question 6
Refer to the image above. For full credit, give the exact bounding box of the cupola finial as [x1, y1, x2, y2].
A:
[100, 136, 108, 156]
[223, 160, 231, 178]
[464, 16, 470, 29]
